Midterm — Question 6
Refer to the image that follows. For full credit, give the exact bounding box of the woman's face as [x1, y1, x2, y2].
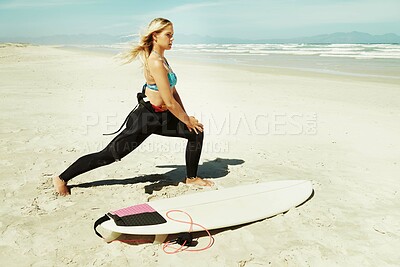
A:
[155, 24, 174, 50]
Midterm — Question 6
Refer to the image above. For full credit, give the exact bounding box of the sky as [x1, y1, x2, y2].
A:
[0, 0, 399, 40]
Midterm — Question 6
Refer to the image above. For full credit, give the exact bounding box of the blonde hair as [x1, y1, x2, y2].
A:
[122, 18, 172, 64]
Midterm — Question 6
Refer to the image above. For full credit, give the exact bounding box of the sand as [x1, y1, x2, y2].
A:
[0, 43, 399, 266]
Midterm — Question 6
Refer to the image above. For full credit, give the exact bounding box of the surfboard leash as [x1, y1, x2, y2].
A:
[162, 210, 214, 254]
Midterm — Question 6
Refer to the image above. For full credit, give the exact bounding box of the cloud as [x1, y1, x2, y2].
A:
[292, 0, 400, 24]
[166, 1, 224, 13]
[134, 1, 224, 20]
[0, 0, 97, 9]
[194, 0, 400, 30]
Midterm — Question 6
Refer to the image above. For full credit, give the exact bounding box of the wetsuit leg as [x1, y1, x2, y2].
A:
[58, 148, 116, 182]
[153, 112, 204, 178]
[59, 105, 161, 182]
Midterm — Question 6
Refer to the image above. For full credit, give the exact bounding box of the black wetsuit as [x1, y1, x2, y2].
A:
[59, 91, 203, 182]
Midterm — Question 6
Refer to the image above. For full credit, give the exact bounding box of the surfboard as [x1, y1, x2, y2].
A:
[96, 180, 313, 242]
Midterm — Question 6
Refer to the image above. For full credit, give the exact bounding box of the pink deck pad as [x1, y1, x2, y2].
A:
[110, 203, 156, 217]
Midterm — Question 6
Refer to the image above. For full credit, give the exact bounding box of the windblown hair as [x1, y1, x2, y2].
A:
[123, 18, 172, 64]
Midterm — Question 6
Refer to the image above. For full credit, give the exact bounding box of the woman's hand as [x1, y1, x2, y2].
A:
[186, 116, 203, 134]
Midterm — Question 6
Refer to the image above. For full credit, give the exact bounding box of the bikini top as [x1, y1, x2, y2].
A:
[145, 57, 177, 91]
[146, 72, 177, 91]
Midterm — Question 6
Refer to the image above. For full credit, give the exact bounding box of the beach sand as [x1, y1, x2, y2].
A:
[0, 43, 399, 266]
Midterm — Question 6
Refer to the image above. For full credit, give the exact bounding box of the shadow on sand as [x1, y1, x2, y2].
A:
[105, 221, 257, 248]
[70, 158, 245, 194]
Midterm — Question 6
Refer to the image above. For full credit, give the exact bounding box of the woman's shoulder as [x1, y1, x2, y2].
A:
[147, 55, 167, 72]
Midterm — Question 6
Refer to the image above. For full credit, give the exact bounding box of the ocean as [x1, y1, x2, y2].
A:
[75, 43, 400, 80]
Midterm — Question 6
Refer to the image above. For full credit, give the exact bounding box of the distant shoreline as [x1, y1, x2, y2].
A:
[54, 43, 400, 82]
[2, 31, 400, 45]
[3, 42, 398, 82]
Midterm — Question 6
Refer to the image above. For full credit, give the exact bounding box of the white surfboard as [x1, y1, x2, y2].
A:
[97, 180, 313, 241]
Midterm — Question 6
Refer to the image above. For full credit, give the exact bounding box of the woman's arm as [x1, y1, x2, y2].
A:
[172, 87, 186, 112]
[149, 59, 202, 133]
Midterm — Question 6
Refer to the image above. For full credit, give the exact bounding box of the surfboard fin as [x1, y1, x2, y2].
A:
[104, 231, 122, 243]
[153, 234, 168, 244]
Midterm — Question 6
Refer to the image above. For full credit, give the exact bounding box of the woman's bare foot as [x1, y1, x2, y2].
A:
[185, 177, 214, 186]
[53, 176, 70, 196]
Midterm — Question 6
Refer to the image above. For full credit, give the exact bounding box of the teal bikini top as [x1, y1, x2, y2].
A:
[146, 72, 177, 91]
[145, 57, 177, 91]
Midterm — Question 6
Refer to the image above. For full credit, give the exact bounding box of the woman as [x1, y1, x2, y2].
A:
[54, 18, 213, 196]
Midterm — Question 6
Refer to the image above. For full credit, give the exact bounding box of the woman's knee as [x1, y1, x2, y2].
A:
[188, 130, 204, 143]
[198, 131, 204, 142]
